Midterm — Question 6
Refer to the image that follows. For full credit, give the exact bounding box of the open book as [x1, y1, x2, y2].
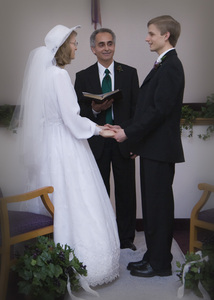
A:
[82, 89, 122, 103]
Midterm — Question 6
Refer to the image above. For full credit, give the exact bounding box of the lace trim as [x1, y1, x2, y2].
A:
[85, 249, 120, 287]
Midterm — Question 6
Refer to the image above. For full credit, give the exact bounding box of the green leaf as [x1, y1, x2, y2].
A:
[18, 281, 32, 295]
[191, 267, 199, 273]
[35, 256, 44, 267]
[176, 261, 181, 268]
[11, 236, 88, 298]
[19, 269, 33, 281]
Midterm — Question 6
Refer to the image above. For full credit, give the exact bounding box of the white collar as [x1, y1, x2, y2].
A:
[156, 48, 174, 63]
[98, 61, 114, 77]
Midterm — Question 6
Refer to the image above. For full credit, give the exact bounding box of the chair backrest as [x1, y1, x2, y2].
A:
[0, 186, 54, 300]
[189, 183, 214, 252]
[0, 186, 54, 248]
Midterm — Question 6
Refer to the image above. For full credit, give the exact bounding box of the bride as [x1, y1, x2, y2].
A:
[11, 24, 120, 289]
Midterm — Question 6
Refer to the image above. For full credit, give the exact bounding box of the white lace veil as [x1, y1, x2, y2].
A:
[10, 25, 80, 170]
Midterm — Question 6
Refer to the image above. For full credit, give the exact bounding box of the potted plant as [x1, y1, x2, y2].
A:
[0, 104, 16, 127]
[181, 93, 214, 140]
[11, 236, 87, 300]
[176, 238, 214, 299]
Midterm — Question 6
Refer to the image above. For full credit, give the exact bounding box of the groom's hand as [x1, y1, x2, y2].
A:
[113, 128, 127, 143]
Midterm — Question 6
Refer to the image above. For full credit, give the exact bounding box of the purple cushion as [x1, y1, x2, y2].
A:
[198, 209, 214, 224]
[0, 211, 53, 246]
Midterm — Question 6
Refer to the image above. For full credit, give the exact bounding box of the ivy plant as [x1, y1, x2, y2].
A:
[0, 104, 15, 126]
[181, 94, 214, 140]
[176, 238, 214, 299]
[11, 236, 87, 300]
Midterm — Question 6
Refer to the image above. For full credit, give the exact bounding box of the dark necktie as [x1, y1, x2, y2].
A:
[102, 69, 113, 124]
[153, 60, 159, 69]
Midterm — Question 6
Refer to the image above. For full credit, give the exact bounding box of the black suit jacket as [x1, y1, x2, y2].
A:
[75, 61, 139, 159]
[125, 50, 185, 163]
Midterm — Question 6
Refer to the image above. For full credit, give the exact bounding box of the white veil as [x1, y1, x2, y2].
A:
[11, 47, 53, 169]
[10, 25, 81, 172]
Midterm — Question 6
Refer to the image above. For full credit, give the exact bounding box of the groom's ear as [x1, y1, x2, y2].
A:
[164, 31, 170, 41]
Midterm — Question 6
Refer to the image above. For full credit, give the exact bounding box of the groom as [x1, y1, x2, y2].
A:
[107, 15, 185, 277]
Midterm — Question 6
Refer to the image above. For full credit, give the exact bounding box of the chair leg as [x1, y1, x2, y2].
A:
[0, 245, 11, 300]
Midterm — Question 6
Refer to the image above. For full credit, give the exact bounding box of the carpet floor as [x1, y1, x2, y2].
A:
[173, 228, 190, 254]
[7, 230, 197, 300]
[67, 231, 204, 300]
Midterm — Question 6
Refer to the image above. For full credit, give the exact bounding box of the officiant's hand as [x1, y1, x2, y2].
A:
[92, 98, 114, 112]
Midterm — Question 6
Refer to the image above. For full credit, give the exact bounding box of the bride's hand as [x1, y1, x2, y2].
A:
[97, 125, 110, 131]
[99, 129, 115, 138]
[104, 124, 121, 130]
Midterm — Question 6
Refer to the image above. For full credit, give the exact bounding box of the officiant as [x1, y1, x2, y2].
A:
[75, 28, 139, 251]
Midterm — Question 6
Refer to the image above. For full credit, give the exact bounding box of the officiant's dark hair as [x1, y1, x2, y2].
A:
[148, 15, 181, 47]
[90, 28, 116, 48]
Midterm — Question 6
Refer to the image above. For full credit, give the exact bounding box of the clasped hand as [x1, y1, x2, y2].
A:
[98, 125, 136, 159]
[99, 124, 127, 142]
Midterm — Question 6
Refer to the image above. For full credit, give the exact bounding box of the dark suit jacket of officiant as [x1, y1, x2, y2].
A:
[74, 61, 139, 244]
[75, 61, 139, 159]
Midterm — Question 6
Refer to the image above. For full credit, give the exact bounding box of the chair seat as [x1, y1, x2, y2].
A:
[198, 208, 214, 224]
[0, 211, 53, 246]
[0, 186, 54, 300]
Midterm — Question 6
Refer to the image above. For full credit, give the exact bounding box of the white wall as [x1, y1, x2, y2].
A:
[173, 127, 214, 218]
[0, 126, 213, 218]
[1, 0, 214, 218]
[1, 0, 214, 104]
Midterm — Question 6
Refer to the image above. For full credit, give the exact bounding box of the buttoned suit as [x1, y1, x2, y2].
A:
[75, 61, 139, 244]
[125, 49, 185, 271]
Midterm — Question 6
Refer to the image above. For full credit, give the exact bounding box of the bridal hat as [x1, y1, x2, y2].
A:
[45, 24, 81, 55]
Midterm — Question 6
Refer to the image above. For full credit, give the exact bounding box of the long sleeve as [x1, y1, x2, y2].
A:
[50, 67, 99, 139]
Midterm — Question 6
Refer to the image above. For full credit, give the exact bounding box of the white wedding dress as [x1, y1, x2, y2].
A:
[19, 65, 120, 287]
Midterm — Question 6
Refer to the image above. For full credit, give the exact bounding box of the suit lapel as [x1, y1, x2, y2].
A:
[114, 62, 123, 89]
[89, 61, 124, 90]
[89, 63, 103, 93]
[141, 49, 177, 87]
[141, 68, 156, 87]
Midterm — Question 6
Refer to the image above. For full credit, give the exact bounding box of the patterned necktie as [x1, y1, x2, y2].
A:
[153, 60, 159, 69]
[102, 69, 113, 124]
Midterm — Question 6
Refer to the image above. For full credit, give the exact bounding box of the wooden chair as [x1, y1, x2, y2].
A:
[189, 183, 214, 252]
[0, 186, 54, 300]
